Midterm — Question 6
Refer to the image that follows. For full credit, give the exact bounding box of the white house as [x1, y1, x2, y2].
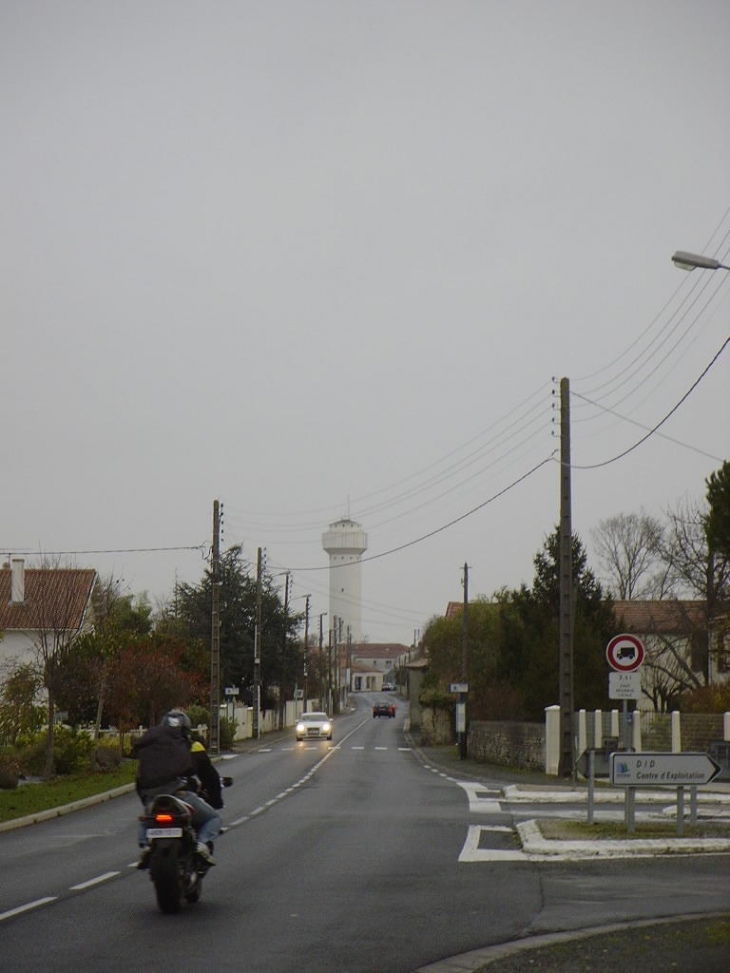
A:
[0, 559, 97, 675]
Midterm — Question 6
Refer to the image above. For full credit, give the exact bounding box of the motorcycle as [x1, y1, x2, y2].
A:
[140, 776, 232, 914]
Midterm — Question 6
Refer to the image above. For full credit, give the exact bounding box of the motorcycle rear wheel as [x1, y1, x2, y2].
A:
[150, 845, 186, 914]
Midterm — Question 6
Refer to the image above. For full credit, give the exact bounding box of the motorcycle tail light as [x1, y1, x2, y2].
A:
[155, 813, 174, 824]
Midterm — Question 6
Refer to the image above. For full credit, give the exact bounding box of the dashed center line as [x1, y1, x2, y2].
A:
[69, 872, 119, 891]
[0, 897, 57, 922]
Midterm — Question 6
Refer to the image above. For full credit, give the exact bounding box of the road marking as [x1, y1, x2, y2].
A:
[456, 781, 503, 814]
[0, 897, 57, 922]
[70, 872, 119, 891]
[374, 747, 388, 751]
[458, 825, 527, 862]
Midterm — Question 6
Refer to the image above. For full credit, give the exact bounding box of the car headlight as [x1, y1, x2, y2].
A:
[296, 722, 305, 733]
[322, 723, 331, 733]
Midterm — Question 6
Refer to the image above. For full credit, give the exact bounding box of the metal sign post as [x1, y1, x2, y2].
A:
[610, 752, 722, 834]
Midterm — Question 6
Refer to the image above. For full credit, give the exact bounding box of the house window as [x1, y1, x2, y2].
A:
[716, 633, 729, 673]
[690, 632, 707, 672]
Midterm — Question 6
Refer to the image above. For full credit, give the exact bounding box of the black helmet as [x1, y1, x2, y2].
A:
[162, 710, 192, 733]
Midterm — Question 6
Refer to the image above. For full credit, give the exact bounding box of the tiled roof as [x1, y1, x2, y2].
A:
[350, 643, 410, 658]
[613, 600, 707, 635]
[0, 568, 97, 632]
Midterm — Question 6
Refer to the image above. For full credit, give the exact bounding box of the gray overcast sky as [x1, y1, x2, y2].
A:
[3, 1, 729, 645]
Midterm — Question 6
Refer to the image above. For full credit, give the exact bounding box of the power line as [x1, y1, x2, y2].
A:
[4, 544, 206, 557]
[283, 455, 555, 571]
[572, 336, 729, 471]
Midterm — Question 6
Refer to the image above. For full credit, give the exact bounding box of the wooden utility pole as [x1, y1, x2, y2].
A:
[253, 547, 263, 739]
[303, 595, 310, 713]
[318, 612, 327, 709]
[558, 378, 575, 779]
[459, 562, 469, 760]
[209, 500, 221, 754]
[279, 572, 290, 729]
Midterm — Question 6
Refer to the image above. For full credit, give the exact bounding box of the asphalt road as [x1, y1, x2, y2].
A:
[1, 695, 728, 973]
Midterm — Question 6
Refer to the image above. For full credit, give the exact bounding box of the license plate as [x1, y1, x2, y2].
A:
[147, 828, 183, 839]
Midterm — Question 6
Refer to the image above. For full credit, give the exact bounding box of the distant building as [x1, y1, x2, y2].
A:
[322, 517, 368, 643]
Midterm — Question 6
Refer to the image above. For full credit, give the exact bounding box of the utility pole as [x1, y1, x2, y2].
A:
[253, 547, 263, 740]
[303, 595, 310, 713]
[209, 500, 221, 754]
[318, 612, 327, 709]
[346, 624, 352, 707]
[459, 562, 469, 760]
[279, 572, 290, 729]
[558, 378, 575, 779]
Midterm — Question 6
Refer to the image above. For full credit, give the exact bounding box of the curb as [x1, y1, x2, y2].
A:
[0, 783, 137, 833]
[516, 818, 730, 858]
[412, 912, 730, 972]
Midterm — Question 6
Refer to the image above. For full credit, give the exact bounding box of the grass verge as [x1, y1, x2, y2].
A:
[538, 817, 730, 840]
[0, 761, 137, 823]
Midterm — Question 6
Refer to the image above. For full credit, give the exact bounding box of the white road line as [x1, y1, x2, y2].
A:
[352, 746, 365, 750]
[458, 825, 528, 863]
[374, 747, 388, 751]
[0, 897, 57, 922]
[456, 781, 503, 814]
[70, 872, 119, 891]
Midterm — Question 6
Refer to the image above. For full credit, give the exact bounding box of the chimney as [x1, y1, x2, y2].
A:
[11, 558, 25, 603]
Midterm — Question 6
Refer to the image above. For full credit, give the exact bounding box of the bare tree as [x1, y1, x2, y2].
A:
[28, 559, 97, 776]
[661, 495, 730, 683]
[592, 510, 667, 599]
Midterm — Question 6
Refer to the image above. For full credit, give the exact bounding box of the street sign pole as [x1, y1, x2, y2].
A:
[611, 752, 722, 835]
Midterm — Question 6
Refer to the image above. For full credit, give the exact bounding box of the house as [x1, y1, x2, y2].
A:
[613, 599, 728, 707]
[348, 643, 411, 691]
[350, 661, 383, 693]
[0, 558, 97, 675]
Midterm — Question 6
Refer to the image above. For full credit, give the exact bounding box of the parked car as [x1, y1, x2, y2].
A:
[382, 682, 396, 691]
[373, 702, 396, 718]
[295, 712, 333, 741]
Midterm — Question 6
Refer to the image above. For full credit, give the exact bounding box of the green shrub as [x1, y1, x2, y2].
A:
[219, 716, 236, 750]
[90, 743, 124, 772]
[17, 727, 95, 776]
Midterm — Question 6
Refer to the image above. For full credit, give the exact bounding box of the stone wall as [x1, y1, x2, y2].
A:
[419, 706, 455, 745]
[468, 720, 545, 771]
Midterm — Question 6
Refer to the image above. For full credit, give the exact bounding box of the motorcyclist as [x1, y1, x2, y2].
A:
[133, 710, 221, 868]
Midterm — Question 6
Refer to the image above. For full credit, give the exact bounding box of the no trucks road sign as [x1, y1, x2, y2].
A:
[606, 633, 645, 672]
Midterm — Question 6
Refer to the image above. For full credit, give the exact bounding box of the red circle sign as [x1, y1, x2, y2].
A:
[606, 633, 645, 672]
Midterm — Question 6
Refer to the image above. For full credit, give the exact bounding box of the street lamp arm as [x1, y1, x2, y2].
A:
[672, 250, 730, 272]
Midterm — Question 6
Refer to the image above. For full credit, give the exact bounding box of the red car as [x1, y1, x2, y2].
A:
[373, 702, 396, 718]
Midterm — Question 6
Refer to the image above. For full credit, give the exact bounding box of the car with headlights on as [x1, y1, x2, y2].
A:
[295, 712, 333, 741]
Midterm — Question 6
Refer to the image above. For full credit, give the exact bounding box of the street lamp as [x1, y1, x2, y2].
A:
[671, 250, 730, 272]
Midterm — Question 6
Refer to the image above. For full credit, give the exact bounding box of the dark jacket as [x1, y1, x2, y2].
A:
[133, 724, 194, 791]
[191, 742, 223, 809]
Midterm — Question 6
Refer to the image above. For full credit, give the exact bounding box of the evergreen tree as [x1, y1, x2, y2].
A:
[509, 528, 614, 720]
[174, 546, 302, 704]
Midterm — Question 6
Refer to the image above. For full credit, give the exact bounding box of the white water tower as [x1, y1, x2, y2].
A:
[322, 518, 368, 643]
